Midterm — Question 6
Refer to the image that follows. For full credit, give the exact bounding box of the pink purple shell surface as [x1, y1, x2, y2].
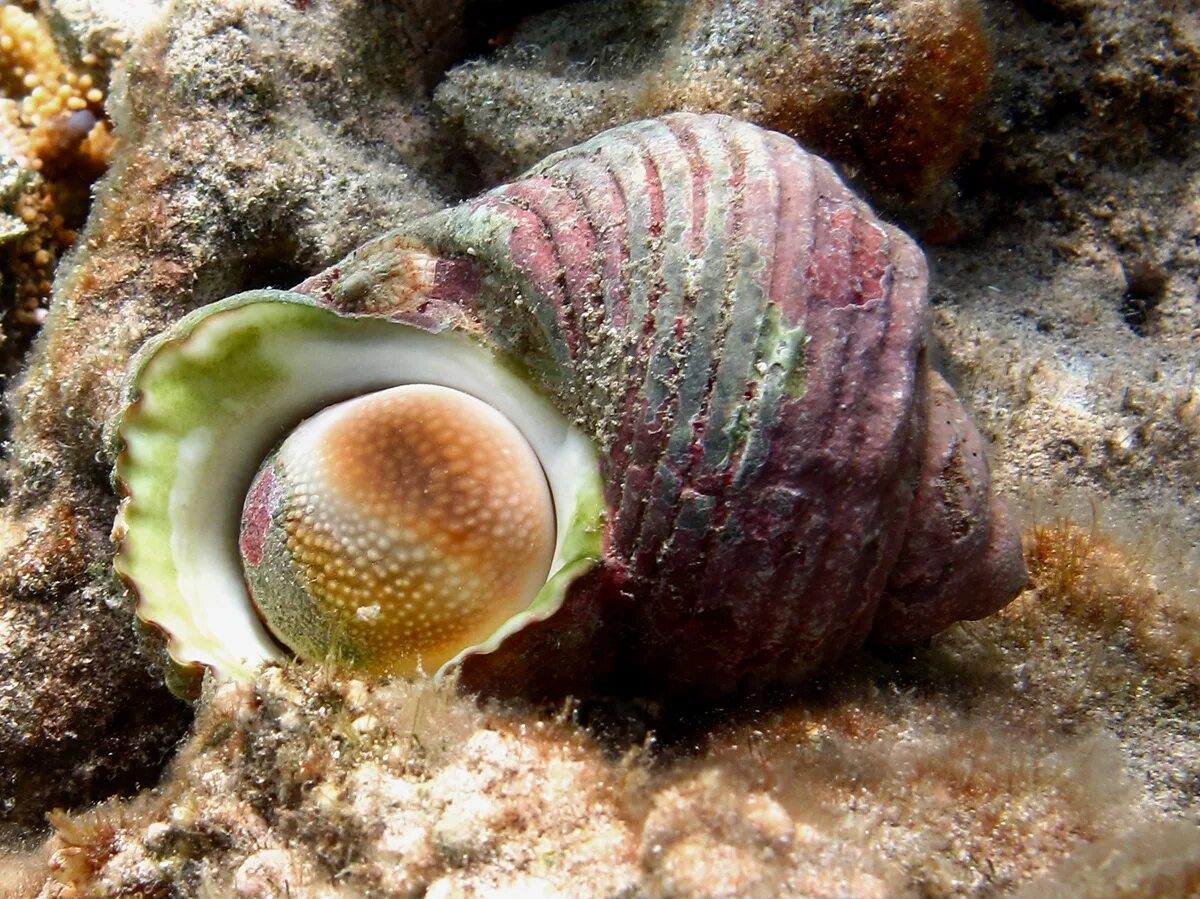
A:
[290, 112, 1027, 697]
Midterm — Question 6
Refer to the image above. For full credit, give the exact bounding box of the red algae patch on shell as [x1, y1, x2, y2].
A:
[242, 385, 556, 675]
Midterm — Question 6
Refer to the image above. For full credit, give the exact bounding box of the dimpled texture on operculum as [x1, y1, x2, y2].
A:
[241, 385, 556, 675]
[301, 113, 1027, 696]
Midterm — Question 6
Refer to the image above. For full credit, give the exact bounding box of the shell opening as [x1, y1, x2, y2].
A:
[113, 291, 604, 684]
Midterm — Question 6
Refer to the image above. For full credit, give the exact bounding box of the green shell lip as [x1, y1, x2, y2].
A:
[113, 289, 604, 686]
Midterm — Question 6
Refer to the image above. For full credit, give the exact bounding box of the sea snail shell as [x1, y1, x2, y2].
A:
[113, 113, 1027, 698]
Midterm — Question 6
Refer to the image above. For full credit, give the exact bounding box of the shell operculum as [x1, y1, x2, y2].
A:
[113, 289, 604, 686]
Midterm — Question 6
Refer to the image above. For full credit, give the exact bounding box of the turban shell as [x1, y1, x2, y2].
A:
[113, 114, 1026, 698]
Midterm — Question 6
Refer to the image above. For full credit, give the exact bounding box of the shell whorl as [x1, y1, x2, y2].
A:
[296, 113, 1025, 695]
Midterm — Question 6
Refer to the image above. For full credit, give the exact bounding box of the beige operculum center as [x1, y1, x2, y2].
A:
[276, 384, 556, 675]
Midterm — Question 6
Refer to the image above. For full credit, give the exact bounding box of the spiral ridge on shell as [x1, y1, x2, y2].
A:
[285, 113, 1027, 695]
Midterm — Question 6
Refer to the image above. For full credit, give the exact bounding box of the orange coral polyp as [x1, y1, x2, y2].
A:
[0, 5, 113, 327]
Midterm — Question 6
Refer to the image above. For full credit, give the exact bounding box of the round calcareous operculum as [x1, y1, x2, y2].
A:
[240, 384, 557, 675]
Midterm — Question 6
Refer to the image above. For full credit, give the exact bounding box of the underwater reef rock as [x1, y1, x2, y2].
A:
[436, 0, 993, 202]
[0, 0, 1197, 891]
[0, 0, 478, 842]
[925, 0, 1200, 559]
[8, 524, 1200, 898]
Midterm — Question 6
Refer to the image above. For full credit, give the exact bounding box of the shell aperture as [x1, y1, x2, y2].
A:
[240, 384, 557, 675]
[113, 291, 603, 686]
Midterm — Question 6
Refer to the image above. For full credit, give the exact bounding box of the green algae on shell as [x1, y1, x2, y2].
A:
[112, 290, 604, 685]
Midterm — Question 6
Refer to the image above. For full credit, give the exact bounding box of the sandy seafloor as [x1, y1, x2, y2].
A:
[0, 0, 1197, 896]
